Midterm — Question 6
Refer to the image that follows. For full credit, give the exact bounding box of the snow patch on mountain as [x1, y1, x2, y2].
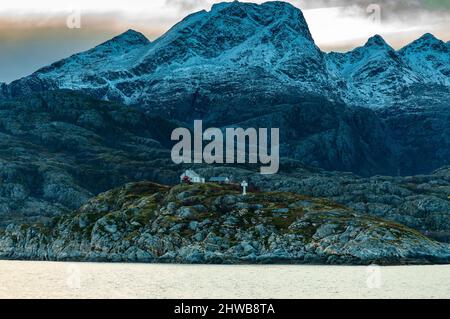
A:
[31, 29, 151, 100]
[399, 33, 450, 86]
[10, 2, 332, 106]
[326, 35, 423, 108]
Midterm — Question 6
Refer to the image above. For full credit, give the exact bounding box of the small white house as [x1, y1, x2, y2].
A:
[180, 170, 205, 184]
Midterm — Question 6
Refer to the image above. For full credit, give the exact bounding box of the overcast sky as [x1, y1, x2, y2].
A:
[1, 0, 449, 83]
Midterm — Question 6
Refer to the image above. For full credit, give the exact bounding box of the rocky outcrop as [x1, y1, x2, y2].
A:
[196, 165, 450, 243]
[0, 182, 449, 265]
[376, 85, 450, 176]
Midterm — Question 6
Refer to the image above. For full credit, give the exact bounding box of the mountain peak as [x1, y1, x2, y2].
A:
[210, 0, 297, 12]
[399, 32, 448, 55]
[99, 29, 150, 47]
[207, 0, 309, 28]
[408, 33, 444, 48]
[211, 0, 245, 11]
[364, 35, 390, 49]
[419, 33, 439, 42]
[149, 0, 314, 61]
[411, 33, 444, 48]
[398, 32, 449, 86]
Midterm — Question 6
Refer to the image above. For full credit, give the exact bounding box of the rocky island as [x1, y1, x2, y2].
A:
[0, 1, 448, 266]
[1, 182, 449, 265]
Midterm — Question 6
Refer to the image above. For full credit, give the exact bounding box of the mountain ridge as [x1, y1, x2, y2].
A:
[398, 33, 450, 86]
[2, 1, 448, 109]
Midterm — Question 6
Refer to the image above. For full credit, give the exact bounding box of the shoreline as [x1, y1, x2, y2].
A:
[1, 258, 449, 267]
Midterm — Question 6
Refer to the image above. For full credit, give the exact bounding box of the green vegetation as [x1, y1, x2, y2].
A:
[1, 181, 448, 265]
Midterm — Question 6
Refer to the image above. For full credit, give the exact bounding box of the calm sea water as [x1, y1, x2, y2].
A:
[0, 261, 449, 299]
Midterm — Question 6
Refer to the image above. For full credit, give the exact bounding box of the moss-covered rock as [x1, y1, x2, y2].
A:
[0, 182, 449, 265]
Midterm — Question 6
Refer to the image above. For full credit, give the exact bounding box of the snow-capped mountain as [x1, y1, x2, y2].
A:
[326, 35, 424, 108]
[399, 33, 450, 86]
[0, 1, 448, 177]
[6, 29, 150, 98]
[4, 1, 335, 111]
[127, 1, 333, 108]
[2, 1, 449, 115]
[37, 29, 150, 86]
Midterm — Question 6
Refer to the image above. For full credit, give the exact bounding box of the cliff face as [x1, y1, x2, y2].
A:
[1, 182, 449, 265]
[0, 90, 180, 227]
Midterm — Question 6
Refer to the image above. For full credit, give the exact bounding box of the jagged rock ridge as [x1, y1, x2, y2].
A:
[1, 1, 448, 111]
[1, 182, 449, 265]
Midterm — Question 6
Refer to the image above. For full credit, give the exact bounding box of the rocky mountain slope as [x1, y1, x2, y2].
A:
[1, 182, 449, 265]
[0, 90, 180, 227]
[399, 33, 450, 86]
[0, 1, 448, 176]
[0, 88, 446, 243]
[377, 85, 450, 176]
[226, 95, 400, 176]
[195, 165, 450, 243]
[326, 35, 423, 108]
[0, 88, 402, 228]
